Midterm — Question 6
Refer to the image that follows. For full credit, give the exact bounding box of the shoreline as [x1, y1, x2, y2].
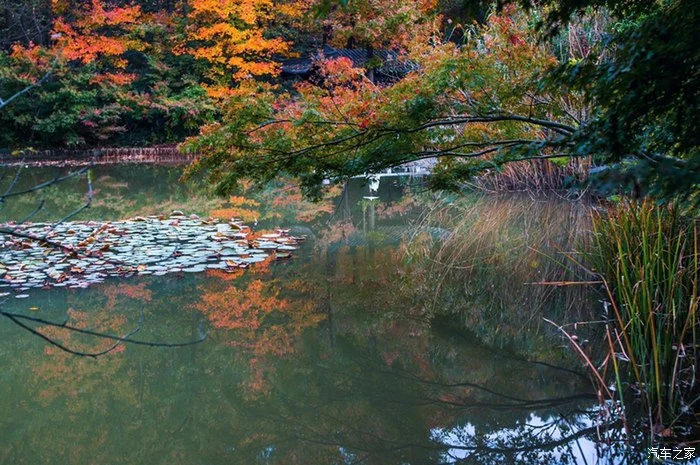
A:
[0, 146, 196, 167]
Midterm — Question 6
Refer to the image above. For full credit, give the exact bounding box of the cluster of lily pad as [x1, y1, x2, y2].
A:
[0, 211, 301, 298]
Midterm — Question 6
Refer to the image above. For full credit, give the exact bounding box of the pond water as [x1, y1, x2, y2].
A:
[0, 166, 666, 464]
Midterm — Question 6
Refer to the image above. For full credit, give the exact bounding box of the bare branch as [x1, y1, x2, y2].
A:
[16, 198, 46, 224]
[0, 71, 51, 110]
[0, 164, 92, 200]
[381, 114, 578, 134]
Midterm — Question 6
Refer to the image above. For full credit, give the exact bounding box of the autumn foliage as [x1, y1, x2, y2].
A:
[185, 5, 579, 195]
[185, 0, 307, 97]
[0, 0, 309, 147]
[54, 0, 143, 67]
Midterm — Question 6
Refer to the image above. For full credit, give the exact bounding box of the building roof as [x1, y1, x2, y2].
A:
[281, 45, 418, 81]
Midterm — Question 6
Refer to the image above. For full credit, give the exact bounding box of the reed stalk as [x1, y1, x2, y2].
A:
[471, 157, 591, 193]
[405, 193, 593, 349]
[590, 200, 699, 435]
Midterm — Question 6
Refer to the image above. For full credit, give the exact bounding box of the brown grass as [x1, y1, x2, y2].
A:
[403, 193, 594, 349]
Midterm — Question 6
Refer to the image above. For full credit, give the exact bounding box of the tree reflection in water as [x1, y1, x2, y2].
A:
[180, 224, 637, 465]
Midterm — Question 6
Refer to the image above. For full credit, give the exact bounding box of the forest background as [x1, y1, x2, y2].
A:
[1, 0, 696, 201]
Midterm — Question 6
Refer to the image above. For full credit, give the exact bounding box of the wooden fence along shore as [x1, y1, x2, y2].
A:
[0, 146, 197, 167]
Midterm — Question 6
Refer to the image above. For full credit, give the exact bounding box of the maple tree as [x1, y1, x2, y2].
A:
[182, 0, 308, 98]
[185, 6, 585, 196]
[319, 0, 439, 50]
[52, 0, 143, 69]
[0, 0, 217, 147]
[182, 0, 696, 201]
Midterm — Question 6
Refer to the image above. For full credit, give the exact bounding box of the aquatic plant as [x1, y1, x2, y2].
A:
[404, 193, 594, 351]
[588, 200, 699, 438]
[469, 156, 591, 193]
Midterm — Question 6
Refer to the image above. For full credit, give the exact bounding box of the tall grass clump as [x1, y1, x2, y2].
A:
[590, 200, 699, 435]
[472, 157, 591, 193]
[404, 193, 594, 351]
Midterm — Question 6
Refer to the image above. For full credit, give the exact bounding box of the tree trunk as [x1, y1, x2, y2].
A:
[366, 45, 375, 83]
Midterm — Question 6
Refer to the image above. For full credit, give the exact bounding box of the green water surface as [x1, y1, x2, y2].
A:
[0, 166, 657, 464]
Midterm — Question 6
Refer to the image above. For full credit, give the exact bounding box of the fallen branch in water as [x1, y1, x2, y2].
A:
[0, 309, 209, 358]
[526, 280, 604, 286]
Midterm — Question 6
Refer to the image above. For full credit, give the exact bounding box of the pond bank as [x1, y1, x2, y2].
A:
[0, 146, 194, 167]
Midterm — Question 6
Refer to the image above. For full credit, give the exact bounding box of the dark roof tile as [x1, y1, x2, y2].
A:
[281, 46, 418, 79]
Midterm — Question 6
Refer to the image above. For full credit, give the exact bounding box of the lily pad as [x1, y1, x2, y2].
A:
[1, 214, 301, 293]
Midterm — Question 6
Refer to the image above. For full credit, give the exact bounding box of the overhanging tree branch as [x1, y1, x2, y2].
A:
[379, 114, 577, 135]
